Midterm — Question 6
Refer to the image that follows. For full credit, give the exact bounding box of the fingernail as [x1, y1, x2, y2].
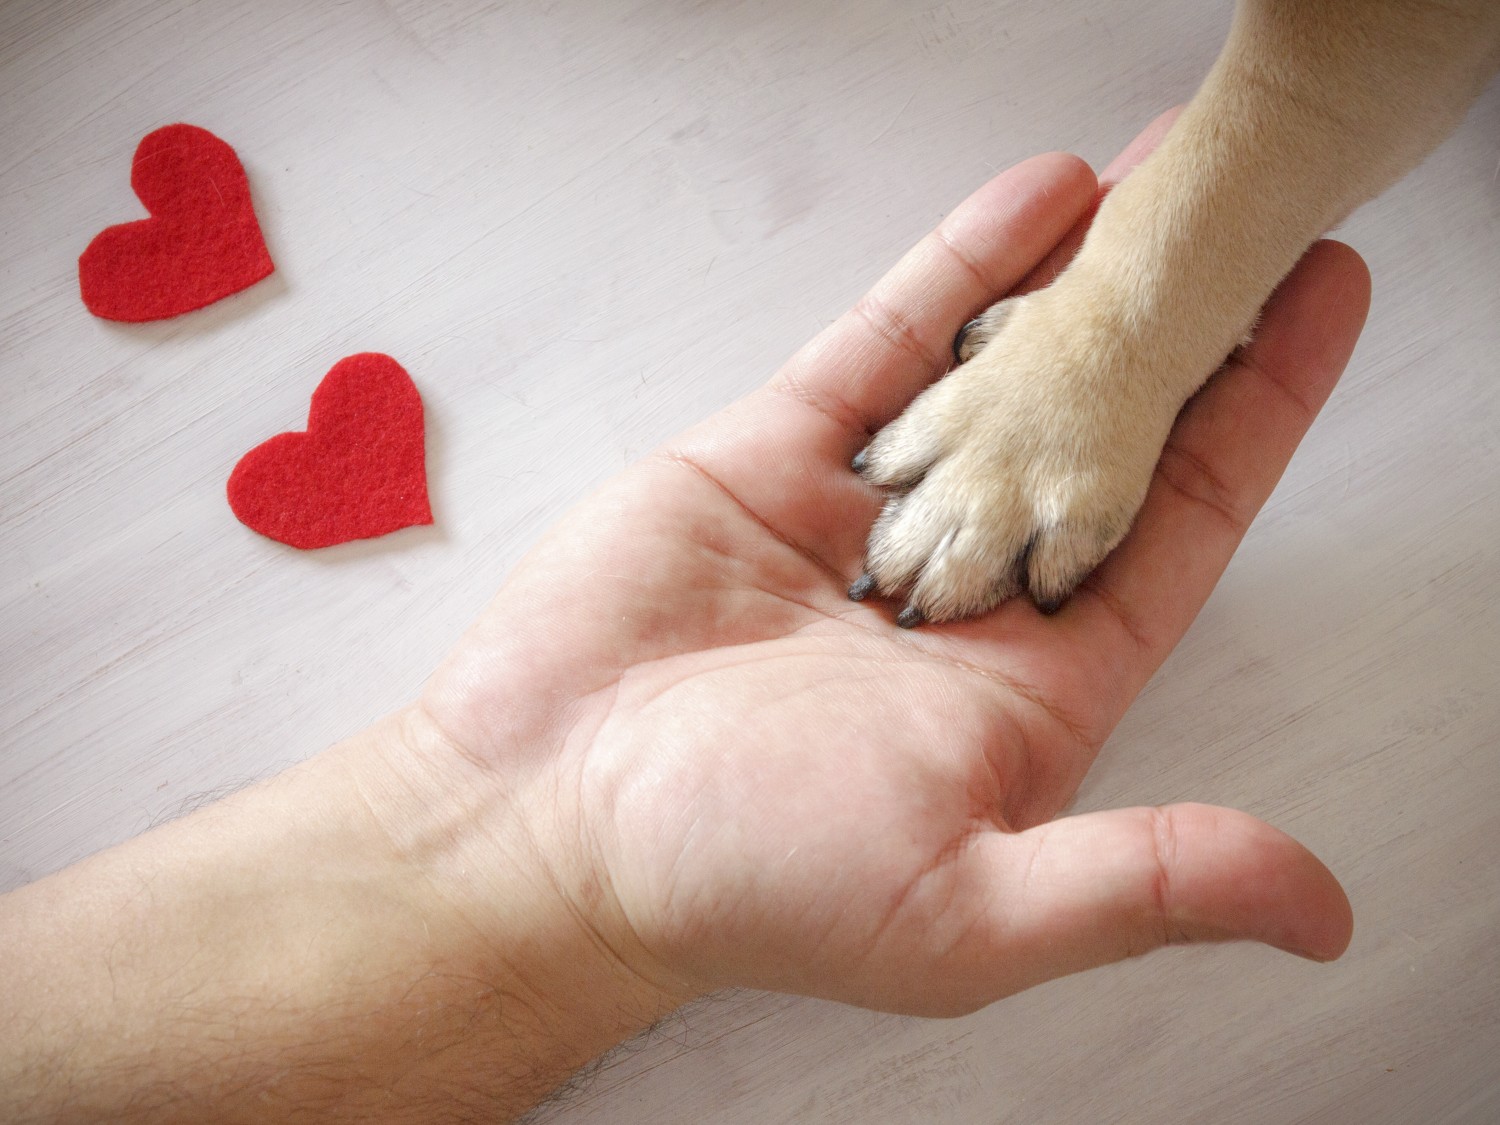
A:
[1280, 941, 1341, 964]
[896, 604, 925, 629]
[848, 573, 876, 601]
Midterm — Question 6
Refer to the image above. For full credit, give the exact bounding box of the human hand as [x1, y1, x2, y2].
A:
[417, 114, 1365, 1019]
[0, 114, 1368, 1125]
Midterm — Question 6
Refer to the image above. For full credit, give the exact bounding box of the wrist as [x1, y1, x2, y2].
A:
[335, 705, 698, 1108]
[0, 705, 693, 1124]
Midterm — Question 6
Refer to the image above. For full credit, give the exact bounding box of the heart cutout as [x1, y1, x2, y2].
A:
[227, 354, 433, 549]
[79, 124, 274, 322]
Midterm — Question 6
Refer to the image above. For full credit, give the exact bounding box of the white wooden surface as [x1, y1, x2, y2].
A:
[3, 1, 1497, 1120]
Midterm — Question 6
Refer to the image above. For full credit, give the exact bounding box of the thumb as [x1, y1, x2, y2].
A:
[972, 803, 1353, 997]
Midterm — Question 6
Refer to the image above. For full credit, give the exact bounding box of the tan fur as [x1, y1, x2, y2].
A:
[858, 0, 1500, 624]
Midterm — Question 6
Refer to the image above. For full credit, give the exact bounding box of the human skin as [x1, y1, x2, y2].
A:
[0, 113, 1364, 1123]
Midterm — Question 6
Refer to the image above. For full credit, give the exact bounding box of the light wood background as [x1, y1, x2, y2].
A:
[2, 1, 1497, 1121]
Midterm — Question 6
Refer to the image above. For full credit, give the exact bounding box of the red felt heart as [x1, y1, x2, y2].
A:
[227, 354, 433, 549]
[79, 124, 274, 322]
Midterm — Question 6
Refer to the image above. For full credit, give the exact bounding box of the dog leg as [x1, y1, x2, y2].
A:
[855, 0, 1500, 624]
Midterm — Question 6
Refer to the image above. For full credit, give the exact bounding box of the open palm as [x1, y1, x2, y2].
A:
[422, 133, 1364, 1017]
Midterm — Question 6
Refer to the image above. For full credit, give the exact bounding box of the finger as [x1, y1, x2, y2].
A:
[1061, 240, 1371, 716]
[952, 803, 1353, 1006]
[1015, 105, 1186, 295]
[769, 152, 1098, 438]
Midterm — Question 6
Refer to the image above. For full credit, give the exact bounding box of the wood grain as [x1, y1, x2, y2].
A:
[2, 1, 1496, 1120]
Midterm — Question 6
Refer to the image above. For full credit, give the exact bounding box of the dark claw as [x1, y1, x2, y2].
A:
[896, 604, 926, 629]
[953, 316, 983, 363]
[1034, 595, 1065, 616]
[847, 572, 876, 601]
[851, 447, 868, 474]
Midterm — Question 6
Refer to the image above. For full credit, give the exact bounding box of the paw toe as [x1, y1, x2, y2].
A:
[859, 482, 1034, 625]
[905, 521, 1027, 624]
[854, 393, 950, 490]
[953, 297, 1021, 365]
[1023, 519, 1128, 613]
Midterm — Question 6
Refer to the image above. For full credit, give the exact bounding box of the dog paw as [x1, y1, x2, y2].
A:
[851, 292, 1182, 625]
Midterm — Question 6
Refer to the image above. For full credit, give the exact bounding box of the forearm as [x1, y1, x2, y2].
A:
[0, 708, 685, 1124]
[1055, 0, 1493, 402]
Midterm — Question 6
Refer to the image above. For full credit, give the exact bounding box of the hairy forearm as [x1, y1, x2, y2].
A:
[0, 708, 684, 1124]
